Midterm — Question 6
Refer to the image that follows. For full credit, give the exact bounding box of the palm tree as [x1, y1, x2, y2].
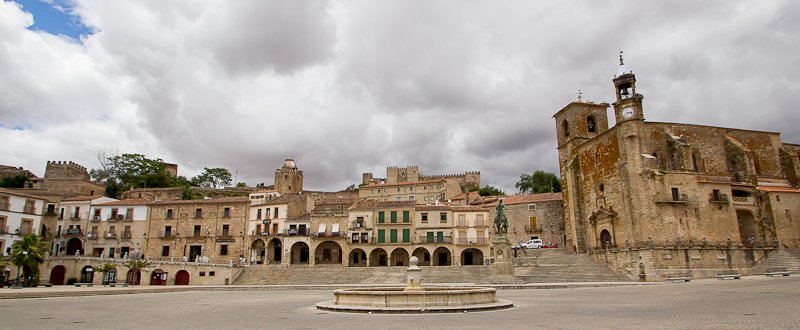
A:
[123, 259, 150, 285]
[11, 234, 49, 287]
[0, 257, 9, 287]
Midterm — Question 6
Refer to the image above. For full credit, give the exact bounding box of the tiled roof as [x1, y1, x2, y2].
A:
[287, 213, 311, 221]
[360, 178, 446, 189]
[315, 197, 362, 206]
[62, 195, 107, 202]
[95, 198, 151, 206]
[0, 188, 50, 201]
[255, 194, 305, 206]
[349, 199, 416, 211]
[154, 196, 249, 205]
[483, 193, 563, 206]
[415, 205, 453, 211]
[757, 186, 800, 193]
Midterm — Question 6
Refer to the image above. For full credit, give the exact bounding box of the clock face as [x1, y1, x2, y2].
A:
[621, 107, 635, 119]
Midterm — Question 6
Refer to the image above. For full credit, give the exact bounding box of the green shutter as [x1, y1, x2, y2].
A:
[390, 211, 397, 223]
[402, 229, 410, 243]
[390, 229, 398, 243]
[378, 211, 385, 223]
[403, 211, 410, 223]
[437, 231, 444, 243]
[427, 232, 434, 243]
[377, 229, 385, 243]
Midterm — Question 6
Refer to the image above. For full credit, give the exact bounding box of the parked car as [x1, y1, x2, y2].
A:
[522, 239, 543, 249]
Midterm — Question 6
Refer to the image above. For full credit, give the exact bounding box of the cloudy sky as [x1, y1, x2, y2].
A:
[1, 1, 798, 193]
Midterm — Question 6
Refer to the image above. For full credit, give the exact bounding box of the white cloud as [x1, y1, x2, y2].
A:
[1, 0, 799, 193]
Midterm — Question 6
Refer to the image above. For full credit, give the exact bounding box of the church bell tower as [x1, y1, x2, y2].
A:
[612, 51, 645, 124]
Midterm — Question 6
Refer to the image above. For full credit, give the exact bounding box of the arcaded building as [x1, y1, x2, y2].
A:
[554, 57, 800, 279]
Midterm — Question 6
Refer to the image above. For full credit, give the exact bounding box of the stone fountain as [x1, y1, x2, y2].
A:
[315, 256, 513, 313]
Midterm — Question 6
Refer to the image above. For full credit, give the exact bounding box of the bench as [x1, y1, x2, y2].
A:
[108, 283, 128, 288]
[716, 270, 741, 280]
[74, 283, 93, 287]
[764, 268, 790, 277]
[666, 276, 692, 282]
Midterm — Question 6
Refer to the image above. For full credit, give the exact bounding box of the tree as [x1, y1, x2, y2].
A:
[191, 167, 232, 189]
[0, 174, 29, 188]
[123, 259, 150, 285]
[344, 184, 358, 191]
[11, 234, 48, 286]
[235, 182, 247, 187]
[515, 170, 562, 194]
[478, 185, 506, 196]
[90, 153, 174, 198]
[0, 257, 9, 286]
[95, 263, 116, 285]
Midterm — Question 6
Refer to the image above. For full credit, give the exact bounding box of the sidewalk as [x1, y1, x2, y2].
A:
[0, 280, 655, 299]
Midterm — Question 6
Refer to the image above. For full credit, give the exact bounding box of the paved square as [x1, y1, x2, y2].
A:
[1, 277, 798, 329]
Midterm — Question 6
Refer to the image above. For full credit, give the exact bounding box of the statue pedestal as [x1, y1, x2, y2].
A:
[492, 236, 514, 276]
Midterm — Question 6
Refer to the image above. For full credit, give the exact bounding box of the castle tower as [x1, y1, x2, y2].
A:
[274, 159, 303, 194]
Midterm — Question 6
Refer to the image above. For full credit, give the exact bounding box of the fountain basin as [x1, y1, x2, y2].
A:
[316, 287, 513, 313]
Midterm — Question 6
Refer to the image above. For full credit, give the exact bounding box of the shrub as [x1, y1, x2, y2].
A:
[66, 277, 78, 285]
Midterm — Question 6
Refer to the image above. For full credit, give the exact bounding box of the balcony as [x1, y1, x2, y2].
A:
[70, 215, 82, 221]
[90, 216, 101, 222]
[86, 232, 99, 240]
[456, 237, 488, 245]
[475, 220, 487, 227]
[159, 233, 176, 239]
[456, 220, 468, 228]
[524, 225, 543, 233]
[122, 215, 134, 222]
[121, 231, 132, 240]
[347, 236, 374, 244]
[732, 196, 754, 205]
[104, 231, 117, 239]
[709, 193, 730, 204]
[418, 236, 453, 244]
[250, 230, 272, 237]
[65, 228, 82, 235]
[23, 206, 36, 214]
[655, 193, 689, 204]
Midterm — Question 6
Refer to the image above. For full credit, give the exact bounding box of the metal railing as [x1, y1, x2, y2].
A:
[86, 232, 99, 240]
[456, 237, 488, 245]
[65, 228, 82, 235]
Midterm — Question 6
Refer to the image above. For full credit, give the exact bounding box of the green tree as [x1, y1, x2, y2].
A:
[95, 263, 116, 285]
[11, 234, 48, 286]
[478, 185, 506, 196]
[123, 259, 150, 285]
[344, 184, 357, 191]
[515, 170, 562, 194]
[0, 257, 9, 286]
[235, 182, 247, 187]
[191, 167, 232, 189]
[90, 153, 174, 198]
[0, 174, 29, 188]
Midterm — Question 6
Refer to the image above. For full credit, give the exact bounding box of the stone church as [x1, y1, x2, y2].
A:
[554, 55, 800, 280]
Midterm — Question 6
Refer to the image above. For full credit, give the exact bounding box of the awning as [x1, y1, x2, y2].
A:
[331, 224, 340, 233]
[318, 223, 327, 234]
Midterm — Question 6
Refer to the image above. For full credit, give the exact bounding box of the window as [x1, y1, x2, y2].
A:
[408, 195, 415, 201]
[436, 231, 444, 243]
[562, 120, 569, 137]
[786, 209, 792, 220]
[194, 225, 201, 237]
[0, 196, 9, 210]
[426, 231, 434, 243]
[274, 207, 279, 218]
[390, 211, 397, 223]
[529, 216, 538, 230]
[208, 271, 215, 276]
[166, 209, 174, 219]
[671, 188, 680, 201]
[587, 115, 596, 133]
[712, 189, 722, 201]
[161, 246, 170, 257]
[223, 207, 231, 218]
[402, 229, 410, 243]
[390, 229, 398, 243]
[195, 208, 202, 218]
[164, 226, 172, 236]
[199, 271, 206, 277]
[396, 197, 401, 201]
[220, 245, 228, 256]
[403, 211, 410, 223]
[377, 229, 385, 243]
[421, 213, 428, 223]
[222, 224, 230, 236]
[257, 209, 262, 219]
[378, 211, 385, 223]
[20, 219, 32, 234]
[440, 212, 447, 223]
[527, 204, 537, 211]
[125, 208, 133, 220]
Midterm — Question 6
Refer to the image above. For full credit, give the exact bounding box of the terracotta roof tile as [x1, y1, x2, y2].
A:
[154, 196, 249, 205]
[484, 193, 563, 206]
[349, 199, 416, 211]
[757, 186, 800, 193]
[62, 195, 108, 202]
[254, 194, 305, 206]
[0, 188, 50, 201]
[95, 198, 151, 206]
[361, 178, 446, 189]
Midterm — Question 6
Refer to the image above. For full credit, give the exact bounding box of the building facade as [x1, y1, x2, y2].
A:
[555, 57, 800, 279]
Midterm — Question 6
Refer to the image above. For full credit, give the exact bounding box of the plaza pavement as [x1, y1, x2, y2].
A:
[0, 276, 797, 329]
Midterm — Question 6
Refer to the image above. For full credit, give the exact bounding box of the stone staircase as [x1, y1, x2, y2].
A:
[233, 265, 495, 285]
[513, 248, 632, 282]
[751, 249, 800, 274]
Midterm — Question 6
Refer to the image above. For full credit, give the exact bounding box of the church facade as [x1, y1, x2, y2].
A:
[555, 56, 800, 280]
